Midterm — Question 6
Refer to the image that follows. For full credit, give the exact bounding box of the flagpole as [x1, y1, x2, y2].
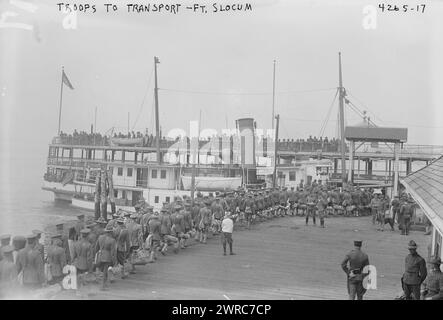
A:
[57, 66, 64, 135]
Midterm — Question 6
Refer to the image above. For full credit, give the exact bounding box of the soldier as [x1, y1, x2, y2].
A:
[317, 196, 327, 228]
[16, 234, 45, 289]
[400, 198, 414, 235]
[55, 223, 71, 264]
[211, 197, 224, 234]
[0, 234, 11, 261]
[199, 200, 213, 244]
[0, 245, 19, 296]
[127, 214, 143, 274]
[32, 230, 45, 262]
[341, 240, 370, 300]
[183, 202, 194, 237]
[402, 240, 427, 300]
[306, 193, 317, 225]
[159, 207, 176, 254]
[391, 195, 401, 223]
[96, 226, 117, 290]
[421, 256, 443, 300]
[244, 194, 254, 229]
[74, 214, 86, 241]
[46, 234, 67, 285]
[171, 205, 187, 251]
[115, 218, 130, 278]
[288, 187, 297, 216]
[140, 206, 154, 241]
[72, 228, 93, 278]
[147, 211, 162, 262]
[369, 193, 381, 225]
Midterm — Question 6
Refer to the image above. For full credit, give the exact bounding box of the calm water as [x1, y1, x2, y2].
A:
[0, 140, 89, 236]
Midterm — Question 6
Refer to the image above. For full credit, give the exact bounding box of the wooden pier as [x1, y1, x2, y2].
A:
[53, 215, 429, 300]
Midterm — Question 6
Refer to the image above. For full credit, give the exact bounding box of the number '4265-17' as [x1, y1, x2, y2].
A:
[378, 4, 426, 13]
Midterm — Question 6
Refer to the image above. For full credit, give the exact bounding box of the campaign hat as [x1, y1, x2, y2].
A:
[353, 240, 363, 247]
[80, 228, 91, 234]
[407, 240, 418, 249]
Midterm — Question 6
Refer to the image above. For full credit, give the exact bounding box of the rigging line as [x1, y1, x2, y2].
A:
[347, 99, 378, 126]
[346, 90, 385, 124]
[318, 89, 339, 138]
[132, 67, 155, 130]
[158, 87, 337, 96]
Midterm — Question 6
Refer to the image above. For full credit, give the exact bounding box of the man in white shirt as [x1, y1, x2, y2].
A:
[221, 213, 235, 256]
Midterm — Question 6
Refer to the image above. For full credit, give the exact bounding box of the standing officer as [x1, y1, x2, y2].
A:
[341, 240, 370, 300]
[402, 240, 427, 300]
[421, 256, 443, 300]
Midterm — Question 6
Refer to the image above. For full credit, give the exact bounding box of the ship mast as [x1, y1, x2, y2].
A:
[338, 52, 347, 184]
[154, 56, 161, 164]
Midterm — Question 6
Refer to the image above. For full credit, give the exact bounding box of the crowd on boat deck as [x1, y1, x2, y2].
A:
[2, 179, 436, 298]
[55, 130, 341, 153]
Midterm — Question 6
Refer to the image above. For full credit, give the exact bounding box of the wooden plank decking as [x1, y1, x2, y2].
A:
[55, 216, 430, 300]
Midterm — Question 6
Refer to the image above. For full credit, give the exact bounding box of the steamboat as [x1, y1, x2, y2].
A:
[42, 57, 333, 212]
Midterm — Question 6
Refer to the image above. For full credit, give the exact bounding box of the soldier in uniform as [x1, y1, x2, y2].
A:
[244, 194, 254, 229]
[159, 207, 177, 254]
[55, 223, 72, 264]
[341, 240, 370, 300]
[211, 197, 225, 234]
[0, 245, 19, 296]
[369, 193, 381, 225]
[0, 234, 11, 261]
[115, 218, 130, 278]
[421, 256, 443, 300]
[183, 202, 194, 238]
[170, 205, 187, 251]
[140, 206, 154, 241]
[32, 230, 45, 262]
[127, 214, 143, 274]
[16, 234, 45, 289]
[72, 228, 93, 276]
[402, 240, 427, 300]
[199, 200, 213, 244]
[306, 193, 317, 225]
[74, 214, 86, 241]
[96, 226, 117, 290]
[147, 211, 162, 262]
[317, 195, 327, 228]
[46, 234, 67, 284]
[400, 198, 414, 235]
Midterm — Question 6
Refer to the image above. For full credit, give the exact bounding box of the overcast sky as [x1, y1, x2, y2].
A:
[1, 0, 443, 155]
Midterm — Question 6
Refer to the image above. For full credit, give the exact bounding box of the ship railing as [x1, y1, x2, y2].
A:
[330, 169, 409, 181]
